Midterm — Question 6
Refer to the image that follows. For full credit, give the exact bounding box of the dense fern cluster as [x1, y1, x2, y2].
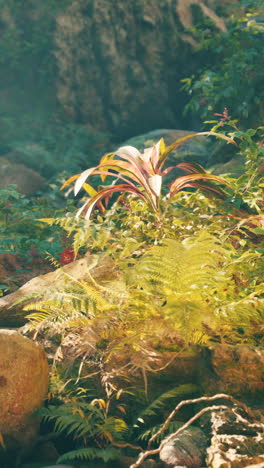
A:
[24, 229, 263, 415]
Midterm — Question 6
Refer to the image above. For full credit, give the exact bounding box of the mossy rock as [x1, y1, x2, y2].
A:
[120, 128, 234, 168]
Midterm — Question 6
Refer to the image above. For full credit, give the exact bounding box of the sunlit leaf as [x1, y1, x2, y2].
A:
[82, 183, 98, 197]
[114, 145, 141, 159]
[61, 173, 80, 190]
[170, 173, 231, 197]
[159, 131, 236, 168]
[74, 168, 97, 196]
[148, 174, 162, 197]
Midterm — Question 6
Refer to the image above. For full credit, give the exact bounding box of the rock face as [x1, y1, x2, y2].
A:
[159, 426, 207, 467]
[54, 0, 228, 137]
[0, 157, 46, 196]
[0, 1, 230, 139]
[206, 410, 264, 468]
[212, 154, 246, 177]
[209, 344, 264, 398]
[0, 330, 49, 448]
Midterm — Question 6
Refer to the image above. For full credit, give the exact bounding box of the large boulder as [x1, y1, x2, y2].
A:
[54, 0, 228, 137]
[159, 426, 207, 467]
[0, 254, 116, 326]
[212, 153, 246, 177]
[207, 344, 264, 399]
[0, 157, 46, 196]
[119, 128, 232, 167]
[0, 330, 49, 452]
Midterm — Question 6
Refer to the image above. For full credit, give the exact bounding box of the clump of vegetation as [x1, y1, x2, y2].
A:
[19, 125, 263, 464]
[0, 2, 263, 464]
[182, 3, 264, 128]
[61, 131, 233, 219]
[0, 185, 67, 260]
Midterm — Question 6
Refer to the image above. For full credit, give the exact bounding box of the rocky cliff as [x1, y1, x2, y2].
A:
[0, 0, 231, 138]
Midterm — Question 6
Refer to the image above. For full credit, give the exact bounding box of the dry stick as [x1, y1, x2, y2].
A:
[129, 393, 258, 468]
[130, 404, 229, 468]
[147, 392, 254, 448]
[113, 441, 144, 451]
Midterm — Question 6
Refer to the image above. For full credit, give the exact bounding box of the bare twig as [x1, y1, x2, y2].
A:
[147, 392, 254, 448]
[129, 393, 258, 468]
[130, 404, 229, 468]
[113, 441, 144, 451]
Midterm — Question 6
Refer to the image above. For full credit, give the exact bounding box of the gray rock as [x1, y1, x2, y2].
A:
[159, 426, 207, 467]
[121, 129, 211, 167]
[53, 1, 228, 136]
[0, 156, 46, 196]
[0, 254, 116, 326]
[212, 154, 245, 177]
[206, 410, 264, 468]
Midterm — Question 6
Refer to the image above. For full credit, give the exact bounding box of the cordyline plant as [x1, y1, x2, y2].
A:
[62, 132, 234, 219]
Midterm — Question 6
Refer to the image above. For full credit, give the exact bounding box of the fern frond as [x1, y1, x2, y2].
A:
[136, 384, 200, 421]
[135, 233, 225, 294]
[137, 420, 183, 443]
[39, 403, 104, 438]
[44, 252, 61, 269]
[100, 416, 129, 438]
[57, 446, 120, 463]
[217, 296, 264, 344]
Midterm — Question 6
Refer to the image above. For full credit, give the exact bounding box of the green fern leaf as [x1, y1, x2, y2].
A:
[137, 420, 183, 443]
[135, 233, 225, 294]
[57, 446, 120, 463]
[137, 384, 200, 420]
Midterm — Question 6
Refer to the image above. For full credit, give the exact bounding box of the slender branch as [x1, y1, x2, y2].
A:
[129, 393, 259, 468]
[147, 392, 254, 448]
[113, 441, 144, 451]
[130, 404, 229, 468]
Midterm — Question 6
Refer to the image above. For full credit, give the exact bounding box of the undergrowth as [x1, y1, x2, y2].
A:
[18, 123, 264, 464]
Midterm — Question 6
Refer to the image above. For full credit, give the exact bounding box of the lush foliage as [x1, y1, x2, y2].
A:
[0, 186, 62, 258]
[61, 132, 233, 219]
[0, 185, 78, 298]
[1, 2, 263, 464]
[182, 5, 264, 127]
[22, 124, 263, 463]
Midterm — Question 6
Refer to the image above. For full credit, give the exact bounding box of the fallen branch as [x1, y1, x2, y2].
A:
[129, 393, 258, 468]
[147, 392, 255, 448]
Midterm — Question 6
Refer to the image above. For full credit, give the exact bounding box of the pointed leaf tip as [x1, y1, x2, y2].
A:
[74, 167, 96, 196]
